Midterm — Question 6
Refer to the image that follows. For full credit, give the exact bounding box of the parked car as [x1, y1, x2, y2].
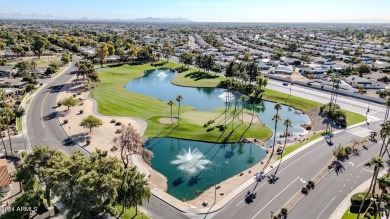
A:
[283, 82, 288, 86]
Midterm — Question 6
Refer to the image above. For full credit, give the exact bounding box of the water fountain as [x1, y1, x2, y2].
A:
[171, 147, 211, 174]
[156, 72, 168, 77]
[218, 91, 235, 102]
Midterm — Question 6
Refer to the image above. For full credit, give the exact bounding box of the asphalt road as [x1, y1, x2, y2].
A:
[288, 141, 385, 219]
[24, 58, 388, 219]
[25, 59, 189, 219]
[211, 121, 384, 219]
[0, 134, 26, 155]
[26, 57, 90, 157]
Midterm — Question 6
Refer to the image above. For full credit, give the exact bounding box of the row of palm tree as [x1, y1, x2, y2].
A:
[357, 112, 390, 218]
[0, 90, 25, 158]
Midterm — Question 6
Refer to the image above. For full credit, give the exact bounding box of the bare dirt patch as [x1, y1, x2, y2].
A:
[240, 112, 260, 124]
[159, 117, 178, 124]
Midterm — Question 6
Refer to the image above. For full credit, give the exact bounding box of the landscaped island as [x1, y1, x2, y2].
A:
[90, 61, 366, 203]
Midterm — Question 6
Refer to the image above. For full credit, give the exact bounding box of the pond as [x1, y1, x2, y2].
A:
[145, 138, 266, 201]
[124, 69, 311, 200]
[125, 69, 311, 146]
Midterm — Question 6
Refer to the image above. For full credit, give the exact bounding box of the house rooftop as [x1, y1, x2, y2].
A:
[0, 159, 11, 187]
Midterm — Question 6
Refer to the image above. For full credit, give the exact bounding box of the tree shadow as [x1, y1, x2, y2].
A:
[43, 111, 65, 121]
[187, 175, 202, 187]
[244, 191, 257, 204]
[332, 160, 345, 175]
[172, 177, 184, 187]
[184, 71, 218, 81]
[62, 133, 91, 146]
[48, 84, 65, 93]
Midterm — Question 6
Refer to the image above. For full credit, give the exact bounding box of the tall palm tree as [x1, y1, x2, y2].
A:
[273, 119, 292, 178]
[0, 123, 8, 157]
[240, 95, 247, 124]
[176, 95, 183, 124]
[167, 100, 174, 123]
[376, 175, 390, 219]
[379, 120, 390, 157]
[384, 98, 390, 122]
[357, 156, 384, 219]
[271, 104, 282, 157]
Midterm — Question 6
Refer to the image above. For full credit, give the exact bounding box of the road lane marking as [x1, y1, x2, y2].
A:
[300, 178, 306, 184]
[41, 92, 49, 128]
[349, 162, 354, 166]
[236, 182, 267, 206]
[251, 177, 299, 219]
[316, 197, 336, 219]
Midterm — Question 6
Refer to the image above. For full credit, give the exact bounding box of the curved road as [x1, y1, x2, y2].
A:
[25, 59, 190, 219]
[25, 59, 387, 219]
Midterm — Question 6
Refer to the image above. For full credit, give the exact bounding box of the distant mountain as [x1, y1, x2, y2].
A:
[0, 12, 68, 20]
[130, 17, 194, 23]
[0, 12, 194, 23]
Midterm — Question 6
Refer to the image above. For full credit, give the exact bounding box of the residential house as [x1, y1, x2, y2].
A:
[0, 159, 11, 192]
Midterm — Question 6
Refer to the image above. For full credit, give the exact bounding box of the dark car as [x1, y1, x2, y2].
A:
[282, 82, 288, 86]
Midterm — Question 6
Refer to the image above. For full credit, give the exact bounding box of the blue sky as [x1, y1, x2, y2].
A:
[1, 0, 390, 22]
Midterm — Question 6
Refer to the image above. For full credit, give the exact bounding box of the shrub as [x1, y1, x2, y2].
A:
[57, 102, 62, 107]
[77, 92, 81, 95]
[79, 110, 83, 114]
[281, 208, 288, 216]
[73, 94, 77, 97]
[308, 180, 315, 188]
[110, 119, 116, 123]
[345, 146, 352, 154]
[351, 193, 372, 205]
[115, 129, 122, 134]
[115, 121, 122, 126]
[86, 139, 91, 145]
[63, 119, 68, 124]
[301, 187, 308, 194]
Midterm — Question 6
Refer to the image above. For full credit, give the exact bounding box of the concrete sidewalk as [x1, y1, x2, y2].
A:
[329, 169, 387, 219]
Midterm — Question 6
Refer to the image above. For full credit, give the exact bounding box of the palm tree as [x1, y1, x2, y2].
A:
[271, 104, 282, 157]
[376, 175, 390, 219]
[167, 100, 174, 123]
[176, 95, 183, 124]
[357, 156, 384, 219]
[0, 123, 8, 157]
[379, 120, 390, 157]
[273, 119, 292, 178]
[240, 95, 247, 124]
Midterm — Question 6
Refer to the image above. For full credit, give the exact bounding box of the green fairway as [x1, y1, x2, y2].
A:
[263, 89, 365, 126]
[171, 69, 226, 87]
[263, 88, 322, 112]
[277, 132, 325, 160]
[92, 62, 272, 143]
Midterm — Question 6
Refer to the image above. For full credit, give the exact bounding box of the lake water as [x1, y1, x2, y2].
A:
[124, 69, 311, 200]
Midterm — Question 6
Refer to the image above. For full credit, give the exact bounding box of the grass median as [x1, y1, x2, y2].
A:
[92, 62, 272, 143]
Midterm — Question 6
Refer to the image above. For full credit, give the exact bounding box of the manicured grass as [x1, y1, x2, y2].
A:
[342, 207, 377, 219]
[17, 118, 22, 132]
[263, 89, 365, 126]
[277, 132, 325, 160]
[263, 88, 322, 112]
[115, 206, 150, 219]
[93, 62, 272, 143]
[171, 69, 226, 87]
[343, 110, 366, 126]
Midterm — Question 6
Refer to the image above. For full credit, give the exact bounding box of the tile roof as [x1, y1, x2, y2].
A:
[0, 159, 11, 187]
